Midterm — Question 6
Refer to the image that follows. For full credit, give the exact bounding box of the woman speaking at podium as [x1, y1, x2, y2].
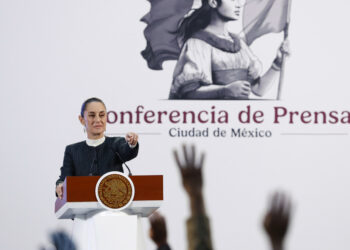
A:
[55, 97, 139, 199]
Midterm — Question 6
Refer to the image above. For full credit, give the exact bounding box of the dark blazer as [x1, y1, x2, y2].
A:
[157, 244, 171, 250]
[56, 136, 139, 185]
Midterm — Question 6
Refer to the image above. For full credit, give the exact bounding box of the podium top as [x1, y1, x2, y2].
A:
[55, 175, 163, 218]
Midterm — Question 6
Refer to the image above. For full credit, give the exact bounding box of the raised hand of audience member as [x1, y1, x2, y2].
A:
[173, 144, 205, 215]
[173, 144, 213, 250]
[263, 192, 292, 250]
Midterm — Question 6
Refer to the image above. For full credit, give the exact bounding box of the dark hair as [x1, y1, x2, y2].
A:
[150, 216, 167, 243]
[177, 0, 222, 42]
[80, 97, 106, 117]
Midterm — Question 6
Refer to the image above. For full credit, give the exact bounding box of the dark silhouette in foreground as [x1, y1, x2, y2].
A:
[173, 144, 213, 250]
[149, 211, 171, 250]
[173, 144, 293, 250]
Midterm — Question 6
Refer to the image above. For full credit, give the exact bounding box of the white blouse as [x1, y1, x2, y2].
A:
[170, 33, 262, 97]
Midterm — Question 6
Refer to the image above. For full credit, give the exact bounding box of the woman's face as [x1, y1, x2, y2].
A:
[79, 101, 107, 139]
[217, 0, 246, 21]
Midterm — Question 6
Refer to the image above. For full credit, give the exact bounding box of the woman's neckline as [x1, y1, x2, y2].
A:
[202, 29, 233, 41]
[86, 136, 106, 147]
[191, 30, 242, 53]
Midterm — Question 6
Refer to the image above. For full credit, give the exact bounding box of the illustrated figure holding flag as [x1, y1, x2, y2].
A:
[142, 0, 291, 100]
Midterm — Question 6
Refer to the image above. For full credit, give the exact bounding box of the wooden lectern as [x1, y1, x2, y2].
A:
[55, 175, 163, 250]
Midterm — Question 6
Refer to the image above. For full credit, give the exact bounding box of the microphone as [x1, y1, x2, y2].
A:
[89, 150, 98, 176]
[115, 151, 133, 176]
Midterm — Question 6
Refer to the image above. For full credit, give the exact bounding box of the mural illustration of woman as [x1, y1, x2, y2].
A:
[142, 0, 291, 100]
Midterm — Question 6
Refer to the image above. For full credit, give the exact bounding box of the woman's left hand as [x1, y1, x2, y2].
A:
[126, 132, 138, 146]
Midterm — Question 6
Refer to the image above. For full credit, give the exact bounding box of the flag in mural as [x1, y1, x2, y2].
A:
[243, 0, 290, 45]
[141, 0, 193, 70]
[141, 0, 291, 70]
